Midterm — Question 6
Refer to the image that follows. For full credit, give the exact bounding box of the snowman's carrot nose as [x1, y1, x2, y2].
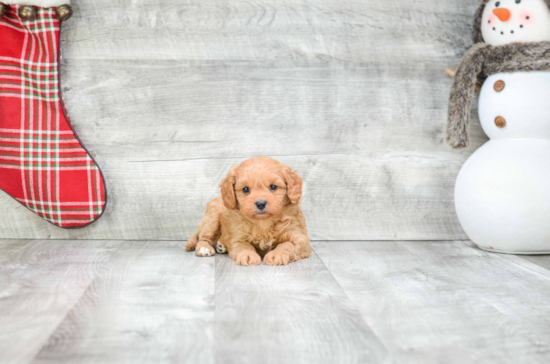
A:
[493, 8, 511, 22]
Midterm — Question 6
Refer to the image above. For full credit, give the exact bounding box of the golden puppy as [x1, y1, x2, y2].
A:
[186, 157, 311, 266]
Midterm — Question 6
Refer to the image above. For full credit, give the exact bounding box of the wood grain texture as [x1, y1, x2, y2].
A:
[3, 239, 550, 363]
[313, 241, 550, 364]
[0, 0, 485, 240]
[520, 255, 550, 272]
[0, 240, 118, 364]
[31, 241, 215, 364]
[214, 250, 387, 364]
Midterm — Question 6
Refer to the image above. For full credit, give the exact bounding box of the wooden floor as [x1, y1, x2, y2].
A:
[2, 239, 550, 364]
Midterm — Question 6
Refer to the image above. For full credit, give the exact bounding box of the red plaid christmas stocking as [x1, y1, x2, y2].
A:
[0, 1, 107, 228]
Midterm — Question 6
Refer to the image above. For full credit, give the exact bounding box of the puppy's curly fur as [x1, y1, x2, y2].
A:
[186, 157, 312, 267]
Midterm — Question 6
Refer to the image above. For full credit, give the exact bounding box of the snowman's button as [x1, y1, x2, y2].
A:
[495, 116, 506, 128]
[494, 80, 505, 92]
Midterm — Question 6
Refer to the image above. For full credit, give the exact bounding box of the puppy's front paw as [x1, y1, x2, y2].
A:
[185, 235, 198, 252]
[195, 241, 215, 257]
[264, 250, 294, 266]
[235, 250, 261, 266]
[215, 242, 227, 254]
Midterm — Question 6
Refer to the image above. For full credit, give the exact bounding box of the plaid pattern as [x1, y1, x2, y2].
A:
[0, 5, 106, 228]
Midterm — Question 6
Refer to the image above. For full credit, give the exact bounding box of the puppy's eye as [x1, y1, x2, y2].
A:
[270, 185, 278, 191]
[242, 187, 250, 193]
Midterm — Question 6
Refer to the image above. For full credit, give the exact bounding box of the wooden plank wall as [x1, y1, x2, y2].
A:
[0, 0, 486, 240]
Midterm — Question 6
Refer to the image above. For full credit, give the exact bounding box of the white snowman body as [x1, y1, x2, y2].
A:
[455, 72, 550, 253]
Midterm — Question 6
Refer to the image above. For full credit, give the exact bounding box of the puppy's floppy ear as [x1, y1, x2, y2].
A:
[283, 168, 303, 205]
[220, 167, 238, 210]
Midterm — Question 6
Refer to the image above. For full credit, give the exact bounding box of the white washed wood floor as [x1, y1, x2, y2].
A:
[2, 240, 550, 364]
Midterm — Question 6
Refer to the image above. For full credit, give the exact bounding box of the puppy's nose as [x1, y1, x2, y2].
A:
[255, 200, 267, 211]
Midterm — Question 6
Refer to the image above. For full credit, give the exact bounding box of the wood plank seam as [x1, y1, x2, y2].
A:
[26, 243, 124, 364]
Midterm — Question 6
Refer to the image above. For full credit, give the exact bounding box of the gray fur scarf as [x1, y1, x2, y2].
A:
[446, 42, 550, 149]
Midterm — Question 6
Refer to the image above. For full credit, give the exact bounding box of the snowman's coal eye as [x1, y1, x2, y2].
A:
[495, 2, 500, 7]
[516, 0, 521, 3]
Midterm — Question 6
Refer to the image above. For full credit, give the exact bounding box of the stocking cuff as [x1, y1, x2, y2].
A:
[3, 0, 70, 7]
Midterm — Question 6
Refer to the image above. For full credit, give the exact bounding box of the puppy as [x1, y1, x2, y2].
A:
[186, 157, 311, 266]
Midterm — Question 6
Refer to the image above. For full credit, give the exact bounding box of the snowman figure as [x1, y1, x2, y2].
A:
[447, 0, 550, 253]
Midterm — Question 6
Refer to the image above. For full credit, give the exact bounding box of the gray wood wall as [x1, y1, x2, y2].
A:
[0, 0, 486, 241]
